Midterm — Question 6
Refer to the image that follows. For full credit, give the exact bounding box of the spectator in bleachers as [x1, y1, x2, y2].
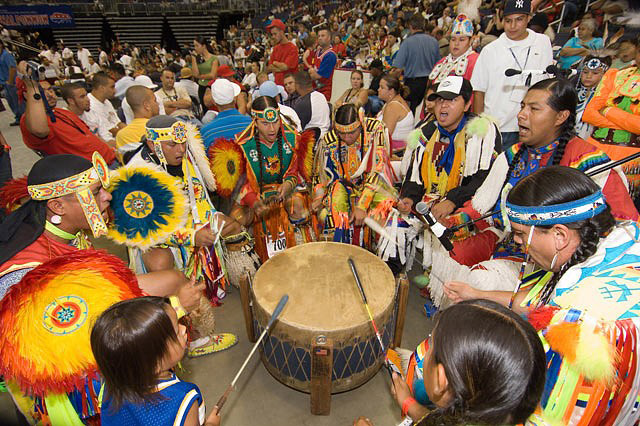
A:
[293, 70, 330, 137]
[117, 85, 160, 156]
[574, 55, 610, 140]
[471, 0, 553, 150]
[392, 14, 440, 112]
[155, 68, 198, 125]
[82, 72, 123, 148]
[176, 67, 199, 100]
[265, 19, 299, 88]
[191, 36, 219, 108]
[61, 41, 73, 62]
[309, 28, 338, 102]
[20, 80, 116, 165]
[76, 43, 91, 72]
[109, 63, 134, 101]
[282, 73, 298, 107]
[98, 48, 109, 67]
[376, 74, 413, 156]
[611, 38, 637, 69]
[334, 70, 368, 110]
[86, 56, 101, 76]
[0, 40, 20, 126]
[557, 18, 603, 69]
[200, 78, 251, 150]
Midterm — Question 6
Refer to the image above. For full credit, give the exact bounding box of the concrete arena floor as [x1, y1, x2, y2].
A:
[0, 104, 434, 426]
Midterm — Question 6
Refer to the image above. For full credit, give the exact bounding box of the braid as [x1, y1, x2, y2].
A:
[255, 132, 264, 190]
[550, 110, 576, 166]
[277, 129, 284, 183]
[537, 218, 608, 306]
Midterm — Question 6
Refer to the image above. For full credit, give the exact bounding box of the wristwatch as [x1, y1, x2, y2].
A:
[33, 93, 42, 100]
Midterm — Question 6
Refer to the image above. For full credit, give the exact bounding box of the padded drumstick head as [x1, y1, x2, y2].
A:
[267, 294, 289, 329]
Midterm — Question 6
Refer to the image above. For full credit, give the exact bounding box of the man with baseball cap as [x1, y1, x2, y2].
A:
[200, 78, 251, 150]
[389, 75, 501, 273]
[470, 0, 552, 150]
[265, 19, 298, 87]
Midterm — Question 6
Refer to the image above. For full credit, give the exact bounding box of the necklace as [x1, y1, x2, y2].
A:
[45, 220, 77, 240]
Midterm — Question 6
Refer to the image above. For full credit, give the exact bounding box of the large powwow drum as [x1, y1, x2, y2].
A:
[252, 242, 396, 393]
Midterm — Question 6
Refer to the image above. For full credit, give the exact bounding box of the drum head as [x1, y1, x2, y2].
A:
[253, 242, 395, 331]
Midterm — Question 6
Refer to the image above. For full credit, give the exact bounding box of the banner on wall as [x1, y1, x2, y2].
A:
[0, 5, 75, 29]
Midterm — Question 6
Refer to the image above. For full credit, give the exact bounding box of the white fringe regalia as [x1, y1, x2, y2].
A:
[378, 114, 498, 279]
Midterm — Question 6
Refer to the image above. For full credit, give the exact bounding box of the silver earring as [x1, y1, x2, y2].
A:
[50, 214, 62, 225]
[550, 252, 559, 270]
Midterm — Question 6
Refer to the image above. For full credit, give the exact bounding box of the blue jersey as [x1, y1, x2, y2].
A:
[101, 373, 205, 426]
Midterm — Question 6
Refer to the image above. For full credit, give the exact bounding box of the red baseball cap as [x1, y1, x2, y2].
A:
[266, 19, 286, 31]
[216, 65, 235, 77]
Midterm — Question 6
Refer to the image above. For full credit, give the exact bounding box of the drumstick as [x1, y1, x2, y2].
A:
[215, 294, 289, 412]
[347, 258, 395, 376]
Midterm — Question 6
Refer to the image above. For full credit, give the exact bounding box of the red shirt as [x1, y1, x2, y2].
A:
[269, 42, 299, 86]
[334, 43, 346, 58]
[0, 233, 77, 278]
[20, 108, 116, 164]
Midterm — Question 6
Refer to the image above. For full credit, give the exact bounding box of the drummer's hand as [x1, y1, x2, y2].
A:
[350, 207, 367, 227]
[353, 416, 374, 426]
[430, 199, 455, 222]
[176, 274, 205, 312]
[195, 225, 215, 247]
[390, 372, 412, 408]
[253, 200, 270, 218]
[204, 405, 221, 426]
[444, 280, 479, 304]
[396, 197, 413, 215]
[278, 179, 295, 201]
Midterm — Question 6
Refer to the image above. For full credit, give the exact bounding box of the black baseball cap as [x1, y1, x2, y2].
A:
[504, 0, 532, 16]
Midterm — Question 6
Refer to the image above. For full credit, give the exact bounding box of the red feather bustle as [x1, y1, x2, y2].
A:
[0, 176, 29, 212]
[528, 305, 560, 331]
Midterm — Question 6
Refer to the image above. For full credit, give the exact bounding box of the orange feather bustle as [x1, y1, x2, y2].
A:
[208, 138, 246, 198]
[545, 322, 580, 363]
[296, 129, 316, 183]
[0, 176, 29, 212]
[528, 305, 560, 331]
[0, 250, 142, 397]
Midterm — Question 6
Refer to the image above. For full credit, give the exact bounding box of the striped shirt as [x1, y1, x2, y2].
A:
[201, 108, 252, 150]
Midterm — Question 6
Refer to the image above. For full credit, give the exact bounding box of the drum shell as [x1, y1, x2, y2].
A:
[254, 297, 395, 393]
[251, 242, 396, 393]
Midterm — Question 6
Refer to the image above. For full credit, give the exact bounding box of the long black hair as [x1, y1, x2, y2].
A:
[0, 154, 93, 265]
[418, 299, 546, 425]
[91, 296, 180, 412]
[193, 36, 214, 54]
[507, 166, 615, 305]
[502, 78, 577, 189]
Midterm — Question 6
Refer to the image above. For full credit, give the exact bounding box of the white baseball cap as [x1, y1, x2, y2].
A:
[132, 75, 157, 89]
[211, 79, 240, 105]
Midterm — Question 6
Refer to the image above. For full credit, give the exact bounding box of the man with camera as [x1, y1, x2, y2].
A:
[19, 78, 117, 166]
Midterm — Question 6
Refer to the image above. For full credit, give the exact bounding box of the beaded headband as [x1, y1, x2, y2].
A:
[583, 57, 609, 72]
[506, 191, 607, 226]
[27, 152, 110, 237]
[335, 120, 362, 133]
[146, 121, 189, 145]
[27, 152, 110, 200]
[251, 107, 280, 123]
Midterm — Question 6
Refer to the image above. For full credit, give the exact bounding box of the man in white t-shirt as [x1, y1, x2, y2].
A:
[155, 68, 198, 124]
[81, 72, 124, 147]
[76, 43, 91, 71]
[87, 56, 101, 75]
[470, 0, 553, 150]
